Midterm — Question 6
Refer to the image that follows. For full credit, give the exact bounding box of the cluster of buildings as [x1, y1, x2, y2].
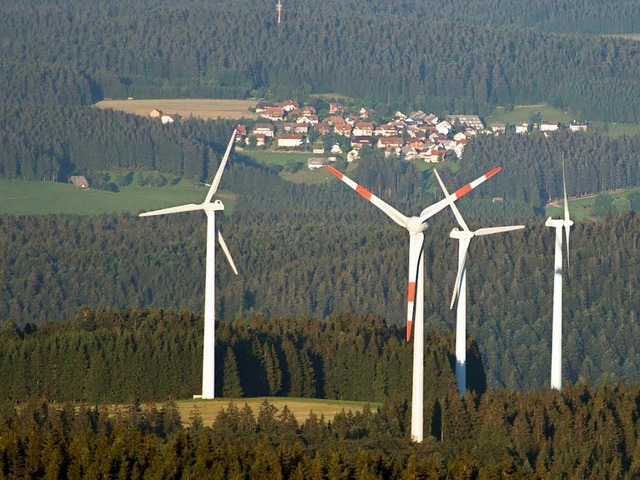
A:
[233, 100, 590, 169]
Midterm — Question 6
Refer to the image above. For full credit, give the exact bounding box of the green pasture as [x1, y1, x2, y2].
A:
[0, 178, 236, 216]
[545, 187, 639, 220]
[487, 104, 640, 137]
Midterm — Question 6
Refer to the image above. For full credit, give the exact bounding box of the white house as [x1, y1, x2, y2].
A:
[277, 133, 304, 148]
[435, 121, 452, 136]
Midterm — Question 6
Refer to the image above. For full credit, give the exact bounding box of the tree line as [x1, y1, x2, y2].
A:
[2, 203, 640, 391]
[3, 371, 640, 477]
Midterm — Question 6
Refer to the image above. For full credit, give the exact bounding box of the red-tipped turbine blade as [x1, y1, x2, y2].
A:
[419, 167, 501, 222]
[326, 165, 409, 228]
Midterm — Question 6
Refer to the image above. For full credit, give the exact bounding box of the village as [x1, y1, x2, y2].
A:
[148, 99, 589, 170]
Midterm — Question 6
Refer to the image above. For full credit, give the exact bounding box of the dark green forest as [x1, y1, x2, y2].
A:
[4, 0, 640, 186]
[2, 200, 640, 391]
[3, 311, 640, 477]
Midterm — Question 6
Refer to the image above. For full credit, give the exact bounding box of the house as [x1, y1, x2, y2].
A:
[297, 114, 319, 125]
[539, 121, 559, 132]
[69, 175, 89, 189]
[353, 121, 374, 137]
[359, 107, 374, 118]
[435, 121, 452, 136]
[255, 100, 278, 113]
[489, 122, 506, 134]
[261, 107, 285, 121]
[345, 115, 359, 126]
[253, 123, 275, 137]
[307, 157, 329, 170]
[283, 122, 309, 134]
[314, 122, 332, 135]
[374, 123, 397, 137]
[515, 123, 529, 134]
[235, 125, 248, 138]
[161, 114, 176, 124]
[406, 137, 425, 149]
[279, 100, 300, 112]
[326, 115, 345, 125]
[276, 133, 304, 148]
[330, 143, 343, 154]
[329, 102, 344, 114]
[300, 106, 317, 115]
[376, 137, 404, 149]
[347, 149, 360, 162]
[446, 114, 485, 131]
[334, 123, 353, 137]
[401, 146, 418, 160]
[351, 136, 373, 148]
[149, 109, 162, 118]
[570, 120, 589, 132]
[423, 148, 445, 163]
[246, 133, 266, 146]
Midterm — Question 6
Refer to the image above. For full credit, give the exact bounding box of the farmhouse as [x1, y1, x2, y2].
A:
[277, 133, 305, 148]
[570, 120, 588, 132]
[253, 123, 275, 137]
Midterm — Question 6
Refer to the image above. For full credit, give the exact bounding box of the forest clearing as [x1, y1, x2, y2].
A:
[94, 98, 259, 120]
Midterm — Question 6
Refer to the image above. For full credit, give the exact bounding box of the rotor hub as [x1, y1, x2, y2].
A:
[407, 216, 427, 233]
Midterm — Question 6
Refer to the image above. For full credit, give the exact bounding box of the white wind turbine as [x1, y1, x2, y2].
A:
[139, 130, 239, 399]
[545, 160, 573, 390]
[326, 164, 501, 442]
[433, 170, 524, 396]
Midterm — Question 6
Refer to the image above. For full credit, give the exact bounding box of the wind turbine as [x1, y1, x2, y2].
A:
[139, 130, 239, 399]
[433, 170, 524, 396]
[326, 164, 501, 442]
[545, 160, 573, 390]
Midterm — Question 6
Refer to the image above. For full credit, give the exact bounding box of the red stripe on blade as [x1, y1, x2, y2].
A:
[356, 184, 372, 200]
[407, 282, 416, 302]
[454, 183, 472, 199]
[326, 165, 343, 179]
[406, 321, 412, 343]
[485, 166, 501, 179]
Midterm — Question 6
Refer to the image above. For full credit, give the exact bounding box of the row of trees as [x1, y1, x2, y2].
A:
[3, 375, 640, 477]
[2, 206, 640, 391]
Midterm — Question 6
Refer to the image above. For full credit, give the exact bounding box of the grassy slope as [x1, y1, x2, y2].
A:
[174, 397, 381, 426]
[0, 179, 235, 216]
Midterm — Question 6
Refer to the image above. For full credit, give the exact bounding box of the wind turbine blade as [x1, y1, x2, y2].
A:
[138, 203, 202, 217]
[474, 225, 525, 236]
[218, 231, 238, 275]
[204, 129, 237, 204]
[562, 159, 573, 270]
[450, 237, 471, 310]
[433, 169, 470, 231]
[406, 233, 424, 342]
[326, 165, 409, 227]
[419, 167, 501, 222]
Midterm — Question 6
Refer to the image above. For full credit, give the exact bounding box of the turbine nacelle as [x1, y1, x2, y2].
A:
[450, 228, 475, 240]
[407, 216, 428, 233]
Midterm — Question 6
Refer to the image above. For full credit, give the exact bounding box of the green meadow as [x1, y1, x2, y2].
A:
[0, 178, 235, 216]
[487, 104, 640, 137]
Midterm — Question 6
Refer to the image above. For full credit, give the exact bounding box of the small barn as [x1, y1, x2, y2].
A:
[69, 176, 89, 189]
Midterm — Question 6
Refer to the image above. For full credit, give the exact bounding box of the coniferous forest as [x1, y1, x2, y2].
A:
[3, 0, 640, 476]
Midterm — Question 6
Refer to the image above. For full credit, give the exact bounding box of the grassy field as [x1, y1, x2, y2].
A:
[486, 104, 640, 137]
[94, 98, 259, 120]
[545, 187, 638, 220]
[0, 178, 235, 216]
[174, 397, 380, 426]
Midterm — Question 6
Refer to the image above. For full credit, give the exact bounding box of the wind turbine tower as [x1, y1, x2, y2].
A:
[326, 164, 501, 442]
[545, 160, 573, 390]
[139, 130, 239, 399]
[433, 170, 524, 396]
